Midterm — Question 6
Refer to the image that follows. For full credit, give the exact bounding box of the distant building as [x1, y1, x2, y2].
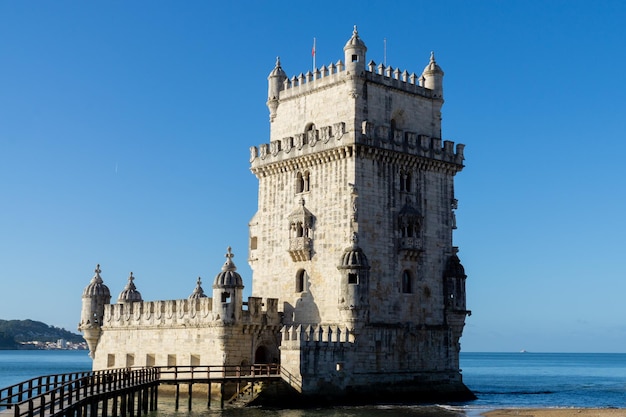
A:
[79, 27, 472, 403]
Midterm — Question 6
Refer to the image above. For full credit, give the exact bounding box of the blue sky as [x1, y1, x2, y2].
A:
[1, 1, 625, 353]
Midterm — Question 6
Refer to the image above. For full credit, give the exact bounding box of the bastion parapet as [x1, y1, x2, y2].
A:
[102, 296, 278, 328]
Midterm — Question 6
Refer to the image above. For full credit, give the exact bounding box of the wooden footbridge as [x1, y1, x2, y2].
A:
[0, 365, 283, 417]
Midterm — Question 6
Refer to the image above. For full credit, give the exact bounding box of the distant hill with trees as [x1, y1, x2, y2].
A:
[0, 319, 83, 349]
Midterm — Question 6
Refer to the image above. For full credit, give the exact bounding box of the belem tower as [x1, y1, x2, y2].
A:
[79, 27, 473, 403]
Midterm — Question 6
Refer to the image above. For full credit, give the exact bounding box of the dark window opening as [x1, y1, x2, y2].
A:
[296, 270, 307, 293]
[221, 292, 231, 303]
[348, 273, 358, 284]
[352, 54, 358, 62]
[400, 171, 412, 192]
[401, 270, 412, 294]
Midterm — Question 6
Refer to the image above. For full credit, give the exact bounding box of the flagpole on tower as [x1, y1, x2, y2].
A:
[312, 37, 316, 71]
[384, 38, 387, 66]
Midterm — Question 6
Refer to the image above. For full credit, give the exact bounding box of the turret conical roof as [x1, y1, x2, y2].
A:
[268, 56, 287, 78]
[338, 233, 370, 269]
[213, 247, 244, 288]
[117, 272, 143, 303]
[423, 51, 444, 75]
[344, 25, 367, 51]
[189, 277, 207, 299]
[82, 264, 111, 298]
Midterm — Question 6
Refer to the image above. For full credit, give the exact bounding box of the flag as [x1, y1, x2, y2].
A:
[312, 38, 316, 57]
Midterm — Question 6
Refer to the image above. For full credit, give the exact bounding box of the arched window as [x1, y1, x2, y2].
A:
[296, 171, 310, 193]
[401, 270, 413, 294]
[296, 269, 308, 293]
[400, 170, 411, 192]
[297, 172, 304, 193]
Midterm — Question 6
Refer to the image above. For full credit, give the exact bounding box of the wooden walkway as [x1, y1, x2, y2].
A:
[0, 365, 281, 417]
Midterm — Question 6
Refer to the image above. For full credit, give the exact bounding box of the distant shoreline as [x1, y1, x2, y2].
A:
[0, 345, 87, 351]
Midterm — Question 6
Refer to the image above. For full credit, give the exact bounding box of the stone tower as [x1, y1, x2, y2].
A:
[249, 27, 473, 401]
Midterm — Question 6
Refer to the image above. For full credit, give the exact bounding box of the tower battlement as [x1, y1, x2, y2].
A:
[277, 60, 436, 101]
[281, 324, 354, 345]
[250, 128, 464, 172]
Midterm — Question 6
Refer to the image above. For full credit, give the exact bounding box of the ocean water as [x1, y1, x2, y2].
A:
[459, 352, 626, 411]
[1, 351, 626, 416]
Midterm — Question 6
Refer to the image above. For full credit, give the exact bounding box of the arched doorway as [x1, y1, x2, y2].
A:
[254, 345, 269, 364]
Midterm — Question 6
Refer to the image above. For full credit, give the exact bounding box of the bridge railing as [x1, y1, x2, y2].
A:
[0, 371, 91, 408]
[157, 364, 280, 382]
[0, 364, 280, 417]
[0, 367, 159, 417]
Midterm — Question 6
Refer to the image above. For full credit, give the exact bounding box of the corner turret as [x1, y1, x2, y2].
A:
[267, 56, 287, 122]
[421, 51, 444, 99]
[78, 264, 111, 358]
[212, 247, 244, 323]
[343, 25, 367, 75]
[337, 233, 370, 332]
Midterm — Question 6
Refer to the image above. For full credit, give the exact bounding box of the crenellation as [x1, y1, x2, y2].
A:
[280, 324, 353, 345]
[253, 119, 463, 169]
[100, 295, 278, 330]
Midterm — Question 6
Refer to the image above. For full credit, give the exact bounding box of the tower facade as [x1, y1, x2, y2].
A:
[249, 27, 472, 401]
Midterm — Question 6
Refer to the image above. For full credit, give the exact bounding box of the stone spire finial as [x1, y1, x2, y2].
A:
[351, 232, 359, 248]
[222, 246, 237, 272]
[93, 264, 103, 283]
[189, 276, 207, 299]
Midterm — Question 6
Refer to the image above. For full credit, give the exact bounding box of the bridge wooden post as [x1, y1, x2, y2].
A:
[207, 383, 211, 409]
[102, 397, 109, 417]
[90, 398, 98, 417]
[112, 394, 118, 417]
[187, 384, 192, 411]
[135, 389, 142, 417]
[133, 389, 143, 416]
[128, 391, 135, 417]
[220, 383, 225, 409]
[141, 386, 149, 413]
[174, 384, 180, 410]
[120, 392, 127, 417]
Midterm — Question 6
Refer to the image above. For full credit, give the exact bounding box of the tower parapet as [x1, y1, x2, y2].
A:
[269, 56, 440, 102]
[250, 129, 464, 174]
